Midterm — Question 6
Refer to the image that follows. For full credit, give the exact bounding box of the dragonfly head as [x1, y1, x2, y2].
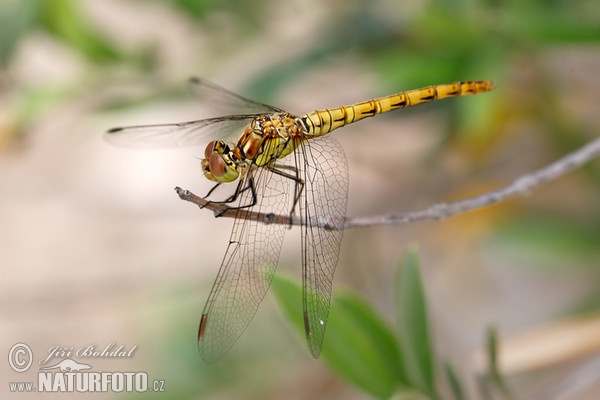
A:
[202, 140, 240, 182]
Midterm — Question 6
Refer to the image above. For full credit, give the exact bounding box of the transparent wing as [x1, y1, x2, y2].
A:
[188, 77, 285, 115]
[105, 78, 288, 149]
[197, 141, 295, 363]
[297, 135, 349, 358]
[104, 114, 261, 148]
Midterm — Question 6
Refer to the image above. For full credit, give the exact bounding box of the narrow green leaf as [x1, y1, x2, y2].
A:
[325, 292, 407, 398]
[270, 272, 305, 334]
[395, 245, 436, 396]
[486, 326, 499, 380]
[271, 273, 406, 399]
[443, 361, 466, 400]
[486, 326, 511, 398]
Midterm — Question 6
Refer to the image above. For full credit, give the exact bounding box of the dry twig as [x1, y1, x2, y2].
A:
[175, 137, 600, 229]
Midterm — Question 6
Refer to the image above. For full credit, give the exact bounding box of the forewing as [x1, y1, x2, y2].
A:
[188, 77, 285, 115]
[104, 115, 260, 148]
[105, 78, 288, 149]
[297, 136, 349, 358]
[198, 144, 295, 363]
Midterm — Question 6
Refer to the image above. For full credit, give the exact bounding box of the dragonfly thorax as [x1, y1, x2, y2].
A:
[238, 113, 305, 167]
[201, 140, 241, 182]
[203, 113, 306, 184]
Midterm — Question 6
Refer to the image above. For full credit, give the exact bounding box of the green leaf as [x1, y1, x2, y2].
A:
[444, 361, 466, 400]
[486, 326, 511, 398]
[396, 245, 436, 396]
[271, 273, 407, 399]
[326, 292, 407, 398]
[270, 272, 306, 334]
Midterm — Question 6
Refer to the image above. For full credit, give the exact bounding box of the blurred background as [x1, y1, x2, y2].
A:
[1, 0, 600, 399]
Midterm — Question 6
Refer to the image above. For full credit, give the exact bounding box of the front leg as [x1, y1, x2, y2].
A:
[202, 175, 258, 217]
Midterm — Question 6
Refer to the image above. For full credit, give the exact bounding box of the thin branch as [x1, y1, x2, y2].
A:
[175, 137, 600, 229]
[174, 187, 302, 226]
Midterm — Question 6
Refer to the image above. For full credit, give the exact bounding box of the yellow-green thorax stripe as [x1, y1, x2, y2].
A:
[301, 80, 494, 136]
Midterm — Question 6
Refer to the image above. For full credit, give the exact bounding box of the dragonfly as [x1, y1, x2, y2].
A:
[106, 78, 494, 362]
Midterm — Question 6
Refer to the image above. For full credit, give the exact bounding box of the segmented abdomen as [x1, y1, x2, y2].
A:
[301, 80, 494, 136]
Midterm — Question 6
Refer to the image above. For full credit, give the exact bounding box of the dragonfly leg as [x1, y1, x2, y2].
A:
[268, 164, 305, 223]
[222, 175, 257, 208]
[204, 182, 223, 200]
[203, 175, 258, 217]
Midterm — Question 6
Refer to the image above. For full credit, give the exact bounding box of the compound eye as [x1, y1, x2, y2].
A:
[204, 141, 217, 159]
[208, 154, 226, 178]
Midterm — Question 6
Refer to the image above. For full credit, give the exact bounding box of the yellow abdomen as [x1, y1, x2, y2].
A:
[301, 81, 494, 136]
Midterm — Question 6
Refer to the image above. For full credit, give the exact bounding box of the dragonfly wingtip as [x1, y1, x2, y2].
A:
[198, 314, 208, 342]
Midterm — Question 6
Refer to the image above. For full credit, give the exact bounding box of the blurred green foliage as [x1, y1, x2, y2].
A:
[272, 246, 514, 399]
[395, 246, 436, 397]
[0, 0, 121, 67]
[272, 267, 406, 398]
[39, 0, 122, 63]
[491, 215, 600, 267]
[156, 0, 268, 28]
[2, 0, 599, 141]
